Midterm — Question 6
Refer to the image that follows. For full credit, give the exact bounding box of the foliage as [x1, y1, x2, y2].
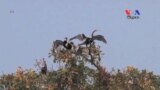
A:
[0, 39, 160, 90]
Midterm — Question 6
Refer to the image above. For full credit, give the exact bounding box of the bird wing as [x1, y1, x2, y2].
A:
[69, 34, 85, 41]
[53, 40, 64, 49]
[92, 35, 107, 44]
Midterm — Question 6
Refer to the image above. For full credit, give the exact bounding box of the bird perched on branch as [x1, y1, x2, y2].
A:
[41, 59, 47, 75]
[69, 30, 107, 46]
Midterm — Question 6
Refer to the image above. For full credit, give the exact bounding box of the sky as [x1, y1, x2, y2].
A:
[0, 0, 160, 74]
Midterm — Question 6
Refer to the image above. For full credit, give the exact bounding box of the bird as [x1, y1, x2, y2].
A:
[63, 37, 73, 50]
[69, 30, 107, 46]
[53, 37, 74, 50]
[41, 60, 47, 75]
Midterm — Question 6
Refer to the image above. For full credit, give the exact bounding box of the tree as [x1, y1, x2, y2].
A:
[49, 40, 110, 90]
[0, 32, 160, 90]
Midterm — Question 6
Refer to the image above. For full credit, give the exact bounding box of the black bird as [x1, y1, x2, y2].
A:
[63, 37, 73, 49]
[53, 37, 73, 50]
[69, 30, 107, 46]
[41, 60, 47, 75]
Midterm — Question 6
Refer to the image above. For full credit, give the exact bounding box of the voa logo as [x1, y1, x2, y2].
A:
[125, 9, 140, 20]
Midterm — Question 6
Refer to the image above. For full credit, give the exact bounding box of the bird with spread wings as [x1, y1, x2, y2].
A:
[69, 30, 107, 46]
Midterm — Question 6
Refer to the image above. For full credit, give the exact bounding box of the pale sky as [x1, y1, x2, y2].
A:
[0, 0, 160, 74]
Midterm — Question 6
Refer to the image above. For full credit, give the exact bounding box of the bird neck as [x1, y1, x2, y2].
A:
[91, 30, 97, 37]
[64, 37, 69, 42]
